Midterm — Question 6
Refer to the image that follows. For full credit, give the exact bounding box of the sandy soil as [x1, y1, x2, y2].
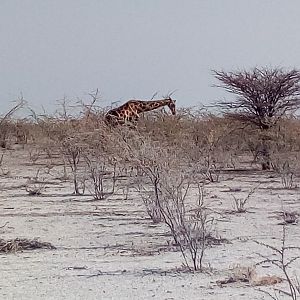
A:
[0, 146, 299, 300]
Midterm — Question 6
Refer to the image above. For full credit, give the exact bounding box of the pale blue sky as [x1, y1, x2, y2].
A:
[1, 0, 300, 113]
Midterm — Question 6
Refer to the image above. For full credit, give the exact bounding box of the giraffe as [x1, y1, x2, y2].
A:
[104, 97, 176, 127]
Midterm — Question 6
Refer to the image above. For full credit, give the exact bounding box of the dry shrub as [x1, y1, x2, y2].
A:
[137, 111, 241, 180]
[61, 137, 85, 195]
[28, 147, 41, 164]
[116, 129, 219, 271]
[231, 186, 257, 213]
[83, 153, 118, 200]
[217, 265, 256, 286]
[0, 100, 26, 148]
[0, 238, 55, 253]
[250, 119, 300, 174]
[0, 152, 9, 176]
[271, 154, 299, 189]
[54, 119, 120, 197]
[10, 101, 300, 174]
[25, 181, 46, 196]
[277, 211, 299, 225]
[255, 225, 300, 300]
[217, 265, 283, 287]
[4, 97, 300, 177]
[184, 114, 243, 180]
[117, 129, 185, 222]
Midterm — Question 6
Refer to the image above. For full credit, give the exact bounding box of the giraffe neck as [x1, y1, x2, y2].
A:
[137, 99, 170, 113]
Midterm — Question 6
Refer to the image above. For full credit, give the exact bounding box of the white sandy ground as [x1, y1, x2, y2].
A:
[0, 147, 299, 299]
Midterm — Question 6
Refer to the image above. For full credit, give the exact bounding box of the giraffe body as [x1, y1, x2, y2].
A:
[105, 98, 176, 126]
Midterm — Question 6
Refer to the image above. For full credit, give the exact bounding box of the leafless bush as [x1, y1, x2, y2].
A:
[156, 174, 217, 271]
[119, 131, 183, 223]
[84, 154, 118, 200]
[273, 160, 297, 189]
[277, 211, 299, 225]
[0, 98, 26, 148]
[28, 148, 41, 164]
[73, 124, 122, 200]
[142, 167, 214, 271]
[232, 195, 248, 213]
[25, 181, 46, 196]
[132, 147, 167, 223]
[188, 115, 241, 181]
[281, 171, 295, 190]
[0, 152, 10, 176]
[255, 225, 300, 299]
[119, 131, 217, 271]
[0, 238, 55, 253]
[0, 153, 4, 167]
[61, 137, 85, 195]
[203, 163, 220, 183]
[85, 157, 106, 200]
[231, 187, 257, 213]
[137, 183, 162, 223]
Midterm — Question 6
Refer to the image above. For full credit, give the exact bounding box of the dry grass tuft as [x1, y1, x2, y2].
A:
[217, 265, 283, 287]
[0, 238, 56, 253]
[279, 211, 299, 225]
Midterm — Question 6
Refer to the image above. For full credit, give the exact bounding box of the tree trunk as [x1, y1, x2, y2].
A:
[260, 134, 271, 170]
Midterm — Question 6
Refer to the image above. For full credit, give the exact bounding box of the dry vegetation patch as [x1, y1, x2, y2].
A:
[1, 86, 300, 298]
[0, 238, 55, 253]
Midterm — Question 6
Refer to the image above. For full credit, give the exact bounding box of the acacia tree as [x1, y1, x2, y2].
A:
[214, 67, 300, 169]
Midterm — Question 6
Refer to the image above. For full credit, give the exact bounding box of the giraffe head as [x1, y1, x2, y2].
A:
[165, 97, 176, 115]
